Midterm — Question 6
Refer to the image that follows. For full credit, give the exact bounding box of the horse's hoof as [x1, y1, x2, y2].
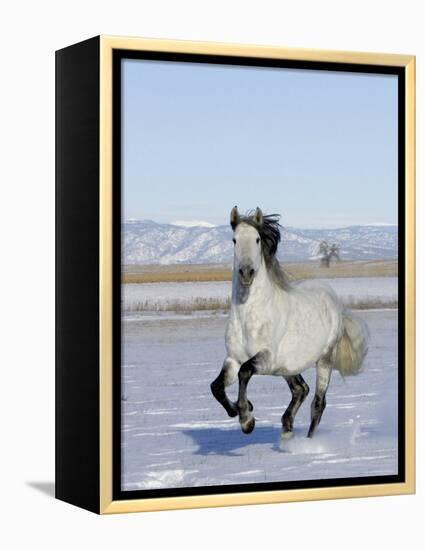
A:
[240, 416, 255, 434]
[281, 430, 293, 440]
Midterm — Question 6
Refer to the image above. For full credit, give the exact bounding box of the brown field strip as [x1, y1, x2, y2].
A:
[122, 259, 397, 284]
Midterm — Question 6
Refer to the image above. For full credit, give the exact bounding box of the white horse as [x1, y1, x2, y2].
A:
[211, 207, 369, 438]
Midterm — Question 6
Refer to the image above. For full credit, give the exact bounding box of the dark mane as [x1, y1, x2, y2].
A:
[239, 211, 291, 291]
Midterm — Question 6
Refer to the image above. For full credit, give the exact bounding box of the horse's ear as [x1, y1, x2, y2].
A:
[230, 206, 240, 230]
[254, 207, 263, 226]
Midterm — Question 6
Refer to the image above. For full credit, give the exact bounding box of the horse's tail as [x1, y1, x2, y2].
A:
[334, 312, 369, 376]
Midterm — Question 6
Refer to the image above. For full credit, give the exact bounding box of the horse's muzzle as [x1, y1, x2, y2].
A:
[238, 265, 255, 286]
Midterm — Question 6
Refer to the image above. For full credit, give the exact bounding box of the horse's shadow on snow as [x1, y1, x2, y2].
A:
[183, 425, 280, 456]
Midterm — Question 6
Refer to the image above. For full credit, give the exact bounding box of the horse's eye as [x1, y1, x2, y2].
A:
[256, 237, 260, 244]
[232, 238, 236, 244]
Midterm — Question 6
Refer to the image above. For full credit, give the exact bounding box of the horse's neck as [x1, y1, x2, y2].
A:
[231, 260, 278, 307]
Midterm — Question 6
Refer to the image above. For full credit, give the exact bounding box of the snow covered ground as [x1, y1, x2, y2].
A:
[121, 309, 398, 491]
[123, 277, 398, 313]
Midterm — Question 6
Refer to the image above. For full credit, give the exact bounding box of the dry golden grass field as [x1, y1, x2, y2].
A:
[122, 259, 397, 284]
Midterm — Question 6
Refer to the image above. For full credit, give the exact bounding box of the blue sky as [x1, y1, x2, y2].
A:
[122, 59, 398, 228]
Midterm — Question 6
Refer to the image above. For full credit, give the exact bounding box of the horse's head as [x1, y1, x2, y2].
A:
[230, 206, 264, 287]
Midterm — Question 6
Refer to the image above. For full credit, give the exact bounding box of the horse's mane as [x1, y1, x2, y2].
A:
[238, 211, 291, 291]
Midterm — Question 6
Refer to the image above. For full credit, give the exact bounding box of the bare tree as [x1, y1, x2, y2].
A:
[318, 241, 340, 267]
[329, 244, 340, 262]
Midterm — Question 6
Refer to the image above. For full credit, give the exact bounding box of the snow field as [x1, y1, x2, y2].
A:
[123, 277, 398, 313]
[122, 309, 398, 491]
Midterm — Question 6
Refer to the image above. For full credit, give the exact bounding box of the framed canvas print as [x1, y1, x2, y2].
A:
[55, 36, 415, 514]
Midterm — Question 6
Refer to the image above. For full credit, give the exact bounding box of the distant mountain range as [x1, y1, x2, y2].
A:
[123, 220, 398, 265]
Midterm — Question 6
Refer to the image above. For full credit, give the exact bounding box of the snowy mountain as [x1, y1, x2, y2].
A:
[123, 220, 398, 265]
[172, 220, 217, 228]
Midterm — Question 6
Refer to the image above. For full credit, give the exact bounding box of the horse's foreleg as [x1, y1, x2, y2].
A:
[237, 350, 270, 434]
[308, 354, 333, 438]
[211, 358, 240, 417]
[281, 374, 310, 439]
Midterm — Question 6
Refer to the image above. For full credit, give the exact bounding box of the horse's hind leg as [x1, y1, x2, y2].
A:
[308, 354, 333, 438]
[211, 357, 240, 417]
[281, 375, 310, 439]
